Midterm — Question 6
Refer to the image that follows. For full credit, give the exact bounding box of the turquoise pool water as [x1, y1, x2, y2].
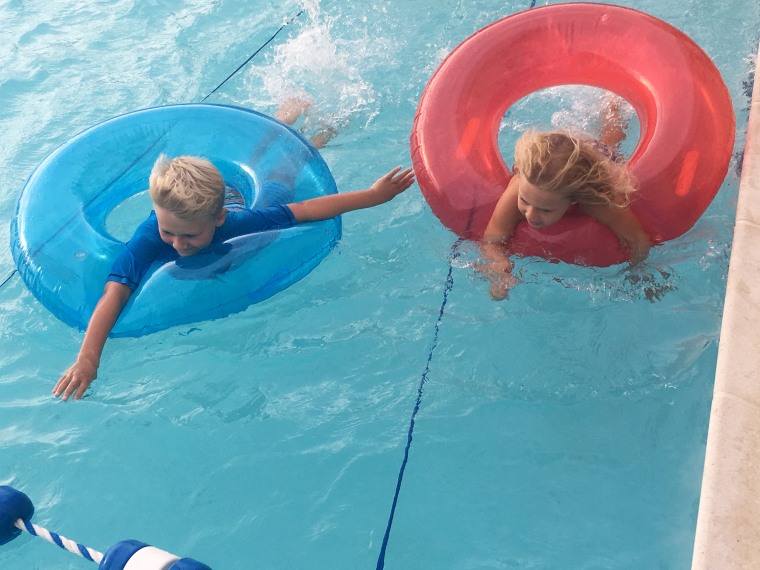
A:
[1, 0, 758, 568]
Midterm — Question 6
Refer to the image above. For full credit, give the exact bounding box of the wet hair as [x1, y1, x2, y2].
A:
[513, 130, 636, 208]
[149, 154, 225, 220]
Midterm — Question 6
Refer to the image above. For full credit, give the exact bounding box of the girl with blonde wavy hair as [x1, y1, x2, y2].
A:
[481, 102, 650, 300]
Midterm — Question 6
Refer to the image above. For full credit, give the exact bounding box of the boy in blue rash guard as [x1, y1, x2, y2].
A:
[53, 103, 415, 402]
[104, 170, 303, 290]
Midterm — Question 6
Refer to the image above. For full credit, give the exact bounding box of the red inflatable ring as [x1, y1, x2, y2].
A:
[410, 3, 735, 266]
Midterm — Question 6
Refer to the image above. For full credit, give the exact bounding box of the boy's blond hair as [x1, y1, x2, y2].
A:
[149, 154, 225, 220]
[514, 130, 636, 208]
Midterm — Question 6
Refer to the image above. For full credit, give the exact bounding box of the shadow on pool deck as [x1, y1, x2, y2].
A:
[692, 42, 760, 569]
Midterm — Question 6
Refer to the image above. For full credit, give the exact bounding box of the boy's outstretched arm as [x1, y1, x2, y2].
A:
[53, 281, 133, 401]
[287, 167, 415, 223]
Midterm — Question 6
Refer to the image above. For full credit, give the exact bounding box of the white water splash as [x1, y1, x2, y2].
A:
[243, 0, 385, 135]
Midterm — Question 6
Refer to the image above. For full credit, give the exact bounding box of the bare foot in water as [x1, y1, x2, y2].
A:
[309, 125, 337, 149]
[275, 97, 339, 149]
[275, 97, 312, 125]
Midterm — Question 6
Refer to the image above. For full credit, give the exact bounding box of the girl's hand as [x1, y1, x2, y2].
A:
[623, 264, 673, 303]
[478, 259, 518, 301]
[624, 230, 651, 267]
[370, 167, 415, 204]
[489, 279, 514, 301]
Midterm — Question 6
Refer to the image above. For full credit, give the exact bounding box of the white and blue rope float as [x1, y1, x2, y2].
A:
[0, 486, 211, 569]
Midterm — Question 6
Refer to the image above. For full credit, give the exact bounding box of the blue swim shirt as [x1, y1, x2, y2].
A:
[108, 204, 297, 291]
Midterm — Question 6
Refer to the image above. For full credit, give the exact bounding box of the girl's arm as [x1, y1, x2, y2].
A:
[483, 176, 523, 244]
[287, 167, 414, 222]
[53, 281, 133, 401]
[479, 177, 523, 299]
[581, 203, 651, 265]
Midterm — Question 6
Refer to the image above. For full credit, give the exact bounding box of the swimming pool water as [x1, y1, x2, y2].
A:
[0, 0, 758, 568]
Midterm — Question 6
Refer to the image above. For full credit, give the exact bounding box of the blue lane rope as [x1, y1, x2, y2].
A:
[375, 240, 461, 570]
[376, 4, 538, 566]
[0, 8, 305, 292]
[201, 10, 304, 102]
[0, 269, 16, 289]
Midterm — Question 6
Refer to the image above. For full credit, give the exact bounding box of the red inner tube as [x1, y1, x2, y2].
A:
[410, 3, 735, 266]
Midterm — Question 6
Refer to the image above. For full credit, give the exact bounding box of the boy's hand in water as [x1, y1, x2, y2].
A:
[369, 167, 416, 204]
[54, 358, 98, 401]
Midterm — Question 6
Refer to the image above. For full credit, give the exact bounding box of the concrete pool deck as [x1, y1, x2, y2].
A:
[691, 44, 760, 569]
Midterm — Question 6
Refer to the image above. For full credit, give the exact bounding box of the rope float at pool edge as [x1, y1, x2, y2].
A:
[0, 485, 211, 569]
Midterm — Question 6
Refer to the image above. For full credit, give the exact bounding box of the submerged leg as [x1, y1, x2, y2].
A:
[275, 97, 339, 149]
[598, 93, 628, 152]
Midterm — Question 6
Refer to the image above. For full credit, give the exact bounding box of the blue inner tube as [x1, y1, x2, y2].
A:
[10, 103, 341, 337]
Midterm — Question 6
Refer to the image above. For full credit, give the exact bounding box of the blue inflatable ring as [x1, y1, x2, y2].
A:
[11, 104, 341, 337]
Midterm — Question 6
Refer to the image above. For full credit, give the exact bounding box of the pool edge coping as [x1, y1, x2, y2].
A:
[691, 42, 760, 569]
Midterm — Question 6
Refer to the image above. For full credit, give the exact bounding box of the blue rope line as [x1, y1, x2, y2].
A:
[375, 3, 536, 565]
[0, 268, 17, 290]
[0, 9, 304, 292]
[30, 9, 305, 258]
[375, 240, 461, 569]
[201, 10, 304, 102]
